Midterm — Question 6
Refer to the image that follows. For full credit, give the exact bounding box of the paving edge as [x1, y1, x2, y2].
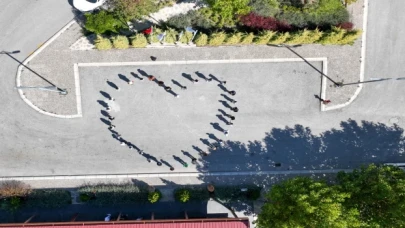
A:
[15, 19, 82, 119]
[0, 168, 351, 181]
[324, 0, 368, 111]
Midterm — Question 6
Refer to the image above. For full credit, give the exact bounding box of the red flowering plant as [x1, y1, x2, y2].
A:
[239, 13, 291, 32]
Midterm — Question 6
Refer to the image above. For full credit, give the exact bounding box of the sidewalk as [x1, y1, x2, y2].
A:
[18, 1, 366, 117]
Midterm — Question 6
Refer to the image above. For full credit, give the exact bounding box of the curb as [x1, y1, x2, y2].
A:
[15, 19, 82, 119]
[0, 168, 351, 181]
[324, 0, 368, 111]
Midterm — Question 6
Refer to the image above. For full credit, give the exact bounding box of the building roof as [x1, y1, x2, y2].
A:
[2, 218, 250, 228]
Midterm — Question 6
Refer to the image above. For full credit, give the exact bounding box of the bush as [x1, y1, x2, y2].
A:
[0, 181, 31, 198]
[110, 0, 157, 21]
[208, 32, 227, 46]
[130, 33, 148, 48]
[85, 10, 123, 34]
[179, 31, 194, 44]
[253, 31, 277, 44]
[268, 32, 290, 44]
[344, 0, 358, 5]
[25, 189, 71, 208]
[175, 189, 190, 203]
[148, 190, 162, 203]
[95, 35, 113, 50]
[206, 0, 251, 27]
[240, 13, 280, 31]
[337, 21, 354, 31]
[194, 33, 208, 46]
[79, 193, 91, 202]
[165, 11, 213, 30]
[148, 27, 163, 43]
[286, 29, 323, 44]
[111, 35, 129, 49]
[319, 26, 346, 44]
[164, 28, 178, 44]
[78, 183, 148, 206]
[225, 32, 243, 45]
[246, 188, 261, 200]
[0, 196, 22, 212]
[336, 29, 362, 45]
[198, 8, 233, 28]
[249, 0, 280, 17]
[240, 33, 255, 44]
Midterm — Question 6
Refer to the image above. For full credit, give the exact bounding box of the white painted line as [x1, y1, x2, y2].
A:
[15, 19, 80, 119]
[77, 58, 327, 67]
[73, 63, 83, 117]
[320, 58, 328, 111]
[324, 0, 368, 111]
[0, 169, 351, 181]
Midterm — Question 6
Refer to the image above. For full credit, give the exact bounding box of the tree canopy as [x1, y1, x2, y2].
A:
[257, 177, 361, 228]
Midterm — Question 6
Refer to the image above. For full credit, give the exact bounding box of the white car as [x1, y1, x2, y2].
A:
[73, 0, 106, 12]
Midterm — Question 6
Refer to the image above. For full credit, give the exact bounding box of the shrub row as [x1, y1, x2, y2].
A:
[95, 27, 361, 50]
[173, 185, 262, 203]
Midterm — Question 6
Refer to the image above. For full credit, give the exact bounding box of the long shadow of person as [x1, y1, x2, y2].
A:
[219, 100, 232, 109]
[210, 122, 225, 133]
[172, 79, 185, 89]
[208, 73, 222, 83]
[160, 159, 174, 169]
[195, 71, 208, 80]
[118, 74, 130, 83]
[137, 69, 149, 77]
[131, 72, 144, 80]
[216, 114, 229, 124]
[100, 91, 111, 100]
[218, 109, 230, 117]
[173, 155, 188, 167]
[100, 118, 111, 126]
[97, 100, 109, 108]
[206, 133, 220, 142]
[199, 138, 211, 147]
[221, 94, 236, 103]
[106, 80, 119, 90]
[181, 73, 194, 82]
[100, 110, 110, 118]
[218, 84, 229, 93]
[181, 150, 198, 163]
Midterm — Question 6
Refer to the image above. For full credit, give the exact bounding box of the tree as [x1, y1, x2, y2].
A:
[85, 10, 123, 34]
[257, 177, 361, 228]
[206, 0, 251, 26]
[109, 0, 157, 21]
[337, 164, 405, 227]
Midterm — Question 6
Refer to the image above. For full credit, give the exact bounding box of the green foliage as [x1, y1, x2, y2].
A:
[78, 183, 148, 206]
[148, 27, 163, 43]
[337, 164, 405, 227]
[110, 0, 157, 21]
[257, 177, 361, 228]
[253, 31, 277, 44]
[164, 28, 178, 44]
[208, 32, 227, 46]
[25, 189, 71, 208]
[249, 0, 280, 17]
[175, 189, 190, 203]
[1, 196, 22, 212]
[224, 32, 243, 45]
[111, 35, 129, 49]
[166, 10, 213, 30]
[130, 33, 148, 48]
[85, 10, 123, 34]
[344, 0, 358, 5]
[179, 31, 194, 44]
[319, 26, 346, 44]
[194, 33, 208, 46]
[268, 32, 290, 44]
[79, 193, 91, 202]
[240, 33, 255, 44]
[148, 190, 162, 203]
[205, 0, 251, 27]
[0, 181, 31, 198]
[95, 35, 113, 50]
[276, 0, 349, 29]
[215, 186, 262, 202]
[198, 8, 235, 28]
[286, 28, 323, 44]
[336, 29, 362, 45]
[157, 0, 175, 9]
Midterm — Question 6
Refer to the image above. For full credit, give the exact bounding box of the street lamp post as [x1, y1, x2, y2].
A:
[270, 44, 405, 87]
[269, 44, 341, 87]
[0, 50, 67, 95]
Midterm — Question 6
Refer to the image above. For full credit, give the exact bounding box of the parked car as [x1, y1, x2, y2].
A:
[73, 0, 106, 12]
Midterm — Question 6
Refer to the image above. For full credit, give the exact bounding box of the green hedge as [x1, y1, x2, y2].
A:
[25, 189, 71, 208]
[174, 187, 209, 202]
[78, 183, 148, 206]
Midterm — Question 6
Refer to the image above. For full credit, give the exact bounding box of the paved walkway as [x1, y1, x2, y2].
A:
[18, 0, 365, 117]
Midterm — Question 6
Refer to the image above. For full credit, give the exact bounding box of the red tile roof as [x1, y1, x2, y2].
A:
[2, 218, 250, 228]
